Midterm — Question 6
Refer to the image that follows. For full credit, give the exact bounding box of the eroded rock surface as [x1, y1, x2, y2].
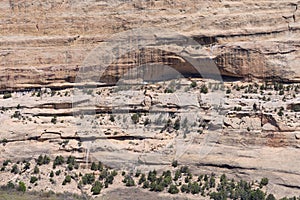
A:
[0, 79, 299, 198]
[1, 0, 300, 91]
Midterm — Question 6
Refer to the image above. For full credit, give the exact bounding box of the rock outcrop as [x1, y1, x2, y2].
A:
[1, 0, 300, 91]
[0, 79, 299, 198]
[0, 0, 300, 198]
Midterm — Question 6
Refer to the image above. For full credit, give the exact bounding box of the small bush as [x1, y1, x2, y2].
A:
[173, 119, 180, 130]
[171, 160, 178, 168]
[277, 110, 284, 117]
[67, 163, 73, 171]
[266, 194, 276, 200]
[144, 118, 150, 126]
[190, 81, 197, 88]
[123, 175, 135, 187]
[30, 176, 38, 184]
[164, 88, 174, 93]
[53, 155, 64, 168]
[3, 160, 11, 166]
[138, 174, 146, 185]
[143, 181, 150, 188]
[200, 85, 208, 94]
[91, 181, 103, 195]
[62, 175, 72, 185]
[91, 162, 98, 171]
[181, 184, 189, 193]
[109, 115, 115, 122]
[260, 177, 269, 187]
[55, 170, 61, 176]
[51, 116, 57, 124]
[168, 184, 179, 194]
[17, 181, 26, 192]
[24, 162, 30, 170]
[6, 181, 15, 190]
[11, 164, 19, 174]
[82, 173, 95, 185]
[32, 165, 39, 174]
[131, 113, 140, 124]
[3, 93, 12, 99]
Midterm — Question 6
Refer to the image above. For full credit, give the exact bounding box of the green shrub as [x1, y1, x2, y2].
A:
[91, 181, 103, 195]
[174, 170, 181, 181]
[6, 181, 15, 190]
[24, 162, 30, 170]
[99, 169, 108, 180]
[3, 93, 12, 99]
[67, 156, 76, 165]
[150, 181, 164, 192]
[209, 176, 216, 188]
[180, 166, 189, 174]
[109, 115, 115, 122]
[33, 165, 39, 174]
[200, 85, 208, 94]
[190, 81, 197, 88]
[55, 170, 61, 176]
[164, 88, 174, 93]
[11, 111, 21, 119]
[30, 176, 38, 184]
[138, 174, 146, 185]
[143, 180, 150, 188]
[279, 90, 284, 95]
[250, 189, 265, 199]
[123, 175, 135, 187]
[144, 118, 150, 126]
[82, 173, 95, 185]
[91, 162, 98, 171]
[3, 159, 11, 166]
[11, 164, 19, 174]
[253, 103, 258, 111]
[105, 174, 114, 185]
[163, 175, 172, 187]
[135, 169, 141, 177]
[171, 160, 178, 168]
[62, 175, 72, 185]
[53, 155, 64, 168]
[51, 116, 57, 124]
[111, 170, 118, 176]
[168, 184, 179, 194]
[67, 163, 73, 171]
[43, 155, 50, 164]
[277, 110, 284, 117]
[37, 154, 50, 165]
[147, 170, 157, 182]
[266, 194, 276, 200]
[173, 119, 180, 130]
[37, 155, 43, 165]
[131, 113, 140, 124]
[181, 184, 189, 193]
[17, 181, 26, 192]
[260, 177, 269, 187]
[97, 161, 104, 171]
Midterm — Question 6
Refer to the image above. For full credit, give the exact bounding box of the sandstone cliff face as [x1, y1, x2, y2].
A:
[1, 0, 300, 91]
[0, 0, 300, 198]
[0, 80, 299, 198]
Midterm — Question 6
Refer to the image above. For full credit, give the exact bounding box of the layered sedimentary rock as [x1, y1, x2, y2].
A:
[0, 0, 300, 198]
[0, 79, 299, 198]
[1, 0, 300, 91]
